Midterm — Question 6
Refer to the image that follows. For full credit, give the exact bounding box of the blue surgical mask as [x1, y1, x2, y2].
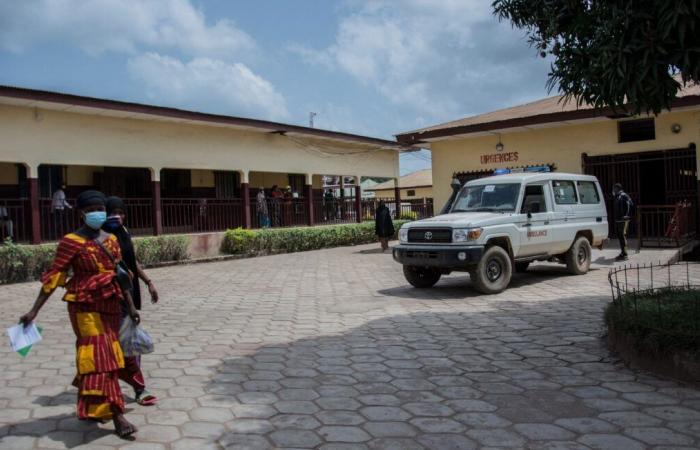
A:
[85, 211, 107, 230]
[103, 215, 122, 232]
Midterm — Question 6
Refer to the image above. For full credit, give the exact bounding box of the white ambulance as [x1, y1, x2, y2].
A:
[393, 172, 608, 294]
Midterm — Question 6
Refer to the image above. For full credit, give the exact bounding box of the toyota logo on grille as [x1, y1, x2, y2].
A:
[424, 231, 433, 240]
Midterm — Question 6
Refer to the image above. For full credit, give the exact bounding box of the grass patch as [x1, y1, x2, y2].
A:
[605, 287, 700, 355]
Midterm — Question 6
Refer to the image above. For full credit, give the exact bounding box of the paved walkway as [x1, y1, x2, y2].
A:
[0, 242, 698, 449]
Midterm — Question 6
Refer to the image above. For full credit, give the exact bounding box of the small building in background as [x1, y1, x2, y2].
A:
[366, 169, 433, 200]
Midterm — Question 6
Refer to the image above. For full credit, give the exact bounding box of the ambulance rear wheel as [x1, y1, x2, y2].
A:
[566, 236, 591, 275]
[403, 266, 441, 288]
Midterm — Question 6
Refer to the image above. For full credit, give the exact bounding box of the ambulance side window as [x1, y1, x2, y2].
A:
[577, 181, 600, 204]
[521, 184, 547, 213]
[552, 180, 578, 204]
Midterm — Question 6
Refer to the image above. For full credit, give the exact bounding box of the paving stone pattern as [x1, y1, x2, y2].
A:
[0, 243, 698, 449]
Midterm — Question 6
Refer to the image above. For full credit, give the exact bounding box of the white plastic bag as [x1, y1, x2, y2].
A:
[119, 316, 154, 357]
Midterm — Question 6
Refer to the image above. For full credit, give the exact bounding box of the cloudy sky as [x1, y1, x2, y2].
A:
[0, 0, 552, 174]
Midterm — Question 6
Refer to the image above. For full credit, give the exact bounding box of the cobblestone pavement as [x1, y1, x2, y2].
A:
[1, 243, 699, 450]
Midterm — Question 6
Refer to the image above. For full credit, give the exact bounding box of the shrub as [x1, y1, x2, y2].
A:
[399, 211, 418, 221]
[134, 235, 189, 266]
[222, 221, 408, 256]
[0, 240, 57, 285]
[0, 234, 190, 285]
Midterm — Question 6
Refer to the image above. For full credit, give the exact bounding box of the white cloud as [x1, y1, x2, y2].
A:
[127, 53, 288, 121]
[291, 0, 550, 125]
[0, 0, 254, 57]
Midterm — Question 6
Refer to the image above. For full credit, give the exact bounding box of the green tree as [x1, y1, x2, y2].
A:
[493, 0, 700, 114]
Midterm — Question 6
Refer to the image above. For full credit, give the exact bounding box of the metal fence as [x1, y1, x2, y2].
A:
[313, 198, 358, 225]
[0, 199, 29, 243]
[608, 261, 700, 332]
[637, 202, 696, 248]
[361, 198, 434, 221]
[252, 198, 308, 228]
[162, 198, 245, 234]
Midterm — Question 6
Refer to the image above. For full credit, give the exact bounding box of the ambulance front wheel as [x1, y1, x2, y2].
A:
[403, 266, 442, 288]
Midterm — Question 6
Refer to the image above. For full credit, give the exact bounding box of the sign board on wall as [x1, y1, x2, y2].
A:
[480, 152, 519, 165]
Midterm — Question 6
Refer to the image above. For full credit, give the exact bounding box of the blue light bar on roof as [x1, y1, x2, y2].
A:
[524, 165, 551, 173]
[493, 168, 510, 175]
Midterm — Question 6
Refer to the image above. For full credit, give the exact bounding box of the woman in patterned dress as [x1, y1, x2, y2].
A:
[20, 190, 140, 438]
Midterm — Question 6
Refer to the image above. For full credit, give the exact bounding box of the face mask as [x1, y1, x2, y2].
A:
[103, 215, 123, 231]
[84, 211, 107, 230]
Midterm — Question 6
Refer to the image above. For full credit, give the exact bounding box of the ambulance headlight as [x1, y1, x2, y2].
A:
[453, 228, 482, 242]
[399, 227, 409, 243]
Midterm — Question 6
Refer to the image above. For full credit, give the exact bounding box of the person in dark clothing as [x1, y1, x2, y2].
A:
[612, 183, 633, 261]
[103, 196, 160, 406]
[375, 200, 395, 252]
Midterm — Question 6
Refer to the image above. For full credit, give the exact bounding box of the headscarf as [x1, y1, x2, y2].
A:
[106, 196, 125, 215]
[102, 195, 142, 309]
[76, 190, 106, 209]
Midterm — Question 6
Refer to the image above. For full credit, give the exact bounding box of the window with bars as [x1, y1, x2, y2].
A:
[618, 118, 655, 143]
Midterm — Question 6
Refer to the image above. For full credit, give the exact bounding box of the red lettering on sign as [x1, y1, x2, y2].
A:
[527, 230, 547, 238]
[480, 152, 519, 165]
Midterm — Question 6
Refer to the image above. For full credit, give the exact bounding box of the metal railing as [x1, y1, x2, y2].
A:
[608, 261, 700, 334]
[162, 198, 244, 234]
[252, 198, 308, 228]
[361, 198, 434, 221]
[313, 198, 358, 224]
[16, 193, 433, 242]
[637, 202, 696, 248]
[0, 199, 29, 243]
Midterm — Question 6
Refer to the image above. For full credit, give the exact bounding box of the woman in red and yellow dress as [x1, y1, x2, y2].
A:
[20, 190, 139, 438]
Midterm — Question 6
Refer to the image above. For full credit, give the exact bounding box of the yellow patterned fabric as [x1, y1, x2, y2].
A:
[76, 312, 104, 337]
[77, 344, 95, 375]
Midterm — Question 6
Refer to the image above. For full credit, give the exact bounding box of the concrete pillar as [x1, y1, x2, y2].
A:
[236, 170, 252, 228]
[29, 177, 41, 244]
[354, 176, 362, 223]
[241, 182, 251, 229]
[151, 168, 162, 236]
[394, 179, 401, 219]
[305, 173, 314, 226]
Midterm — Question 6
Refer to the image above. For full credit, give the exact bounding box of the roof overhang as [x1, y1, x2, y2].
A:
[396, 95, 700, 145]
[0, 85, 407, 150]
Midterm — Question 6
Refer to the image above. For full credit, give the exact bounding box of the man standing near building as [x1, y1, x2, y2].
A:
[613, 183, 633, 261]
[51, 184, 72, 239]
[0, 205, 13, 242]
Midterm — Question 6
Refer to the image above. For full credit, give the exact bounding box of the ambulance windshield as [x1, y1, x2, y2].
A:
[451, 183, 520, 213]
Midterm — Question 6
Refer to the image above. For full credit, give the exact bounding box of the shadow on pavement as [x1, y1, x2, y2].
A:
[377, 268, 572, 300]
[32, 391, 75, 407]
[0, 413, 116, 448]
[197, 297, 678, 449]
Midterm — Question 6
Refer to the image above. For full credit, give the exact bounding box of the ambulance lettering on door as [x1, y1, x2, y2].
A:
[527, 230, 547, 238]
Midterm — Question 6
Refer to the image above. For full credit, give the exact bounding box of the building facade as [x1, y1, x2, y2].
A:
[397, 83, 700, 241]
[0, 86, 403, 243]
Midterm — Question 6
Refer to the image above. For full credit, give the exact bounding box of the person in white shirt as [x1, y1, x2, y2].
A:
[51, 184, 72, 238]
[0, 205, 12, 241]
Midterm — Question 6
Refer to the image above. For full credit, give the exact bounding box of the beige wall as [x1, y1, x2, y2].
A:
[0, 104, 399, 181]
[431, 109, 700, 206]
[0, 162, 18, 184]
[370, 186, 433, 199]
[66, 165, 102, 186]
[191, 169, 215, 188]
[250, 172, 290, 189]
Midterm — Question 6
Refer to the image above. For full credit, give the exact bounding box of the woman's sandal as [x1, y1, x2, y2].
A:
[135, 390, 158, 406]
